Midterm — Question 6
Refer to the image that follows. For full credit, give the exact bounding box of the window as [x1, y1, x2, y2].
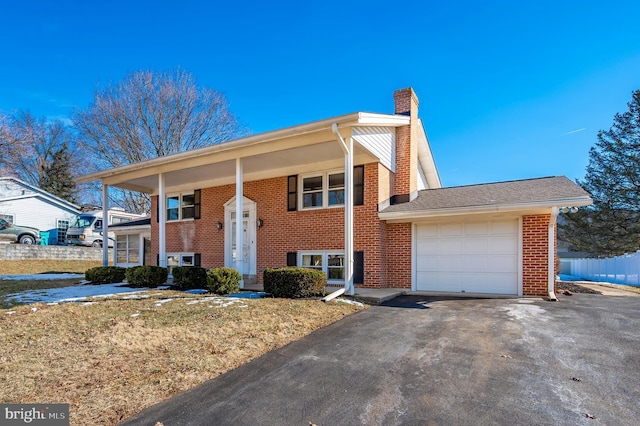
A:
[300, 252, 345, 283]
[166, 252, 199, 275]
[116, 234, 140, 265]
[301, 171, 345, 209]
[57, 219, 70, 245]
[293, 166, 363, 211]
[0, 214, 14, 223]
[166, 190, 200, 221]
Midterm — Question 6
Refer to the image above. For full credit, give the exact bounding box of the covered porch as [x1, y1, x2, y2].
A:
[78, 112, 411, 295]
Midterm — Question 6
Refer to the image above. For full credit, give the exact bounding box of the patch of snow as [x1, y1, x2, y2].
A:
[0, 274, 84, 281]
[334, 298, 364, 307]
[5, 282, 164, 306]
[184, 289, 208, 294]
[6, 311, 15, 315]
[131, 313, 140, 317]
[228, 292, 268, 299]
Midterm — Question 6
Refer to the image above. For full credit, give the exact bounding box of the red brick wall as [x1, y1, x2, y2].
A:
[522, 214, 552, 296]
[386, 222, 412, 288]
[152, 163, 396, 287]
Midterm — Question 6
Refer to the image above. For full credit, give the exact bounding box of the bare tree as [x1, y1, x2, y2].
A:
[0, 111, 82, 189]
[73, 69, 246, 213]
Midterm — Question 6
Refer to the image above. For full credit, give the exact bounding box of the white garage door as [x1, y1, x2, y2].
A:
[415, 220, 519, 295]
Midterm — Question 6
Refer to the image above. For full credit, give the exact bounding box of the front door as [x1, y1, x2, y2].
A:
[224, 197, 257, 281]
[230, 210, 250, 274]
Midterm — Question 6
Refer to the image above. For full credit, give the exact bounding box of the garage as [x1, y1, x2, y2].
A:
[415, 219, 519, 295]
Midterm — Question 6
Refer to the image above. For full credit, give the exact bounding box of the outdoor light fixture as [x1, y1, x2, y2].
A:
[217, 221, 223, 230]
[257, 218, 264, 228]
[560, 207, 579, 214]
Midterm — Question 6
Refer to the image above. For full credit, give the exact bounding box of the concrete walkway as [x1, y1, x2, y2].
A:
[575, 282, 640, 296]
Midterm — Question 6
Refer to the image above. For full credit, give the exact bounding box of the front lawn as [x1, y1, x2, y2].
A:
[0, 291, 365, 425]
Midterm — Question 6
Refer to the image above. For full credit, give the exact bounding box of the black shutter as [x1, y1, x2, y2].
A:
[287, 175, 297, 211]
[354, 251, 364, 284]
[156, 253, 160, 266]
[155, 195, 159, 223]
[194, 253, 201, 267]
[354, 166, 364, 206]
[194, 189, 201, 220]
[286, 252, 297, 266]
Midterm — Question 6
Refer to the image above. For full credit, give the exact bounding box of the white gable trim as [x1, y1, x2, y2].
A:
[352, 126, 396, 172]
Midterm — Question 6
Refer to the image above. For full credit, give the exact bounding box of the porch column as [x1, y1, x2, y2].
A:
[158, 173, 167, 268]
[102, 184, 109, 266]
[235, 158, 244, 289]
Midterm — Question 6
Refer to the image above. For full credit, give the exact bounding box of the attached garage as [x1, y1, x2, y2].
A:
[380, 177, 593, 297]
[415, 219, 520, 295]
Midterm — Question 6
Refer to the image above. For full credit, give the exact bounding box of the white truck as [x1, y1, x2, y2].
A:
[66, 209, 145, 248]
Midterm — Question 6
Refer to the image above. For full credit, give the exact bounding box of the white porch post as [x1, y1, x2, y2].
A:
[235, 158, 244, 289]
[102, 184, 109, 267]
[158, 173, 167, 268]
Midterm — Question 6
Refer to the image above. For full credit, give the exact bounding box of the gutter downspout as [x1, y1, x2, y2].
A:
[548, 207, 559, 301]
[323, 124, 354, 302]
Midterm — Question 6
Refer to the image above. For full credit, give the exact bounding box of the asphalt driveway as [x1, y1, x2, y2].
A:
[121, 294, 640, 425]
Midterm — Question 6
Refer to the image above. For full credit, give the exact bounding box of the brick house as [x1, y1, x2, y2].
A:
[79, 88, 591, 297]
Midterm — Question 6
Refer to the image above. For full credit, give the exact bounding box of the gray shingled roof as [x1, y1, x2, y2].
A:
[381, 176, 591, 213]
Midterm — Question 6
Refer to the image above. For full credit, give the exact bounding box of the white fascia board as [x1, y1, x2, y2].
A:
[355, 113, 411, 126]
[379, 197, 594, 222]
[416, 119, 441, 189]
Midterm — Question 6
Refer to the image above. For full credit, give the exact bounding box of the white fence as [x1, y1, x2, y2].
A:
[564, 251, 640, 286]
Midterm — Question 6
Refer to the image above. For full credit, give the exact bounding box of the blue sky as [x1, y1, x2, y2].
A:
[1, 0, 638, 187]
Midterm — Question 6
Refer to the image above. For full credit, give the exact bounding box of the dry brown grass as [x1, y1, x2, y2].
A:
[0, 291, 365, 425]
[0, 260, 103, 275]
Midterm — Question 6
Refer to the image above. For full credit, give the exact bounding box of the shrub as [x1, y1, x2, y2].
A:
[207, 267, 241, 295]
[85, 266, 127, 284]
[172, 266, 208, 290]
[263, 267, 326, 298]
[125, 266, 168, 288]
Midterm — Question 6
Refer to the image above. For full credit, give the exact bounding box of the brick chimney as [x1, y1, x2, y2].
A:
[392, 88, 419, 204]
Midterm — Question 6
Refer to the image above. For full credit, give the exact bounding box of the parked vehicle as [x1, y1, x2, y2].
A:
[0, 218, 41, 244]
[66, 209, 144, 248]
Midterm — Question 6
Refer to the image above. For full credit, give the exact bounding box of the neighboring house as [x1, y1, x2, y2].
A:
[110, 218, 151, 267]
[0, 177, 81, 245]
[78, 88, 592, 297]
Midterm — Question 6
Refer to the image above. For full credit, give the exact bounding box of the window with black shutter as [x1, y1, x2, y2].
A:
[354, 251, 364, 284]
[287, 176, 297, 211]
[354, 165, 364, 206]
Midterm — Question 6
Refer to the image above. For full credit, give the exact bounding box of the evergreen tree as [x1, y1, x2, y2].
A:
[39, 142, 78, 204]
[561, 90, 640, 257]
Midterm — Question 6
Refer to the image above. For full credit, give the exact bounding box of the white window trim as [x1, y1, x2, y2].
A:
[166, 192, 195, 222]
[298, 251, 345, 284]
[299, 169, 345, 210]
[0, 213, 15, 223]
[115, 233, 142, 267]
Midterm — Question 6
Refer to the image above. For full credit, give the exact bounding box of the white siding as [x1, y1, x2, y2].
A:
[352, 127, 396, 172]
[0, 197, 78, 232]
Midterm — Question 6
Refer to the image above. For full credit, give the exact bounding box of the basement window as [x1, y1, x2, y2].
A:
[300, 251, 345, 284]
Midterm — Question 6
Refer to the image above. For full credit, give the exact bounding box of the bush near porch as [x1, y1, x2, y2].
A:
[263, 267, 326, 298]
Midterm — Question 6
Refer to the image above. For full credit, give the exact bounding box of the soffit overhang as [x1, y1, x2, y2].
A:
[77, 112, 410, 195]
